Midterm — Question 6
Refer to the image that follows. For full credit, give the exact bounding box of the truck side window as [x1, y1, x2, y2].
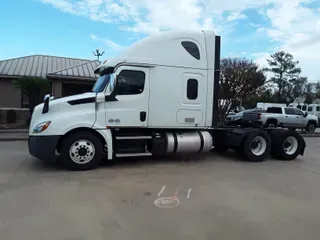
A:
[267, 107, 282, 113]
[284, 108, 294, 115]
[292, 108, 304, 115]
[317, 106, 320, 111]
[187, 79, 198, 100]
[114, 70, 145, 95]
[302, 105, 307, 111]
[181, 41, 200, 60]
[285, 108, 303, 115]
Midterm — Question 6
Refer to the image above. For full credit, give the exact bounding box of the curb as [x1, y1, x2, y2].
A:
[0, 130, 28, 133]
[0, 137, 28, 141]
[300, 134, 320, 138]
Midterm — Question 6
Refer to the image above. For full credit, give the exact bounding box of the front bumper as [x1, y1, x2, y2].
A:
[28, 135, 60, 162]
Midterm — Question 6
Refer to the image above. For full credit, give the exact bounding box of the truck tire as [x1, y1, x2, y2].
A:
[265, 119, 277, 128]
[269, 130, 303, 161]
[60, 131, 104, 170]
[305, 121, 316, 132]
[241, 129, 271, 162]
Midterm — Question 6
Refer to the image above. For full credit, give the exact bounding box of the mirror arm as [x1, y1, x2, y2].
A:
[105, 91, 118, 102]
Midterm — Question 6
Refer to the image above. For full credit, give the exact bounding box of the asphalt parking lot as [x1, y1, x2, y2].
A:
[1, 139, 320, 240]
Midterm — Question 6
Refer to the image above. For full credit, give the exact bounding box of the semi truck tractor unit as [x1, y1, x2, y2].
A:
[28, 30, 306, 170]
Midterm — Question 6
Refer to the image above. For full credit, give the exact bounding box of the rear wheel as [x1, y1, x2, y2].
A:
[269, 130, 304, 161]
[241, 130, 271, 162]
[60, 131, 104, 170]
[265, 119, 277, 128]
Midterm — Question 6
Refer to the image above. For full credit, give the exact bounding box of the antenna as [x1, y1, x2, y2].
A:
[92, 49, 105, 60]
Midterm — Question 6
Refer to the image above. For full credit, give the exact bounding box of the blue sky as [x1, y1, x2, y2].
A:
[0, 0, 320, 80]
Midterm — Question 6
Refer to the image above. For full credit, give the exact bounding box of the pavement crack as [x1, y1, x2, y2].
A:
[0, 155, 29, 195]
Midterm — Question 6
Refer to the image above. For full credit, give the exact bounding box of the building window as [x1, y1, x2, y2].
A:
[181, 41, 200, 60]
[114, 70, 145, 95]
[187, 79, 198, 100]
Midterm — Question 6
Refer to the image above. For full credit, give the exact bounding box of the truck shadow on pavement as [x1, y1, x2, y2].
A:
[29, 150, 258, 172]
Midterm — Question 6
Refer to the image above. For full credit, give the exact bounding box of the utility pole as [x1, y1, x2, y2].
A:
[92, 49, 105, 60]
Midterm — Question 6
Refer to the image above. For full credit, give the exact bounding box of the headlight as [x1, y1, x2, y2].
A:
[33, 121, 51, 133]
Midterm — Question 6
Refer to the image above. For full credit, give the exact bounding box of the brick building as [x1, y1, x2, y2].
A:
[0, 55, 100, 108]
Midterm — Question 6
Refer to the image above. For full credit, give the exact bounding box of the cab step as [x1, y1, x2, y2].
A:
[116, 136, 152, 140]
[115, 152, 152, 158]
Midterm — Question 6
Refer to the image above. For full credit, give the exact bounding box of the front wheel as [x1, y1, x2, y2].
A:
[60, 131, 104, 170]
[305, 122, 316, 133]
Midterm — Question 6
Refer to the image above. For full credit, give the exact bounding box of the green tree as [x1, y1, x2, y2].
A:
[218, 57, 266, 123]
[265, 51, 301, 102]
[291, 76, 308, 99]
[314, 81, 320, 99]
[303, 82, 314, 104]
[242, 87, 276, 109]
[13, 77, 51, 115]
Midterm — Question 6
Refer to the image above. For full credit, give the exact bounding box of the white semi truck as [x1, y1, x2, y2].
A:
[28, 30, 306, 170]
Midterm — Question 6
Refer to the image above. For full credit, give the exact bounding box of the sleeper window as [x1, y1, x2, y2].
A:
[181, 41, 200, 60]
[187, 79, 198, 100]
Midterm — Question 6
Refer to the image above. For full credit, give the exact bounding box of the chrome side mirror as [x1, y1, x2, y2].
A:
[109, 74, 117, 92]
[96, 92, 105, 103]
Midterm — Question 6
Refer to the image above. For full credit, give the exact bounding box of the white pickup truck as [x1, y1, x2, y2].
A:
[243, 107, 318, 132]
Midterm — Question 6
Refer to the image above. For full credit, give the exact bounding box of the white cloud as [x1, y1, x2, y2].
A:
[256, 27, 266, 33]
[40, 0, 320, 81]
[260, 1, 320, 81]
[90, 34, 124, 51]
[227, 12, 247, 21]
[39, 0, 270, 34]
[40, 0, 76, 14]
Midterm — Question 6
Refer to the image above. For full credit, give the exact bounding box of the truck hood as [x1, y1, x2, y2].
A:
[49, 92, 97, 105]
[34, 92, 96, 111]
[306, 114, 318, 120]
[30, 92, 97, 135]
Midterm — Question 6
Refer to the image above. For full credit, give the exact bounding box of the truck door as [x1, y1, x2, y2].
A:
[105, 66, 150, 127]
[284, 108, 306, 127]
[292, 108, 307, 127]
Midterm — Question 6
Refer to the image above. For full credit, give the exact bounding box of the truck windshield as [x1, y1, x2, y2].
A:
[92, 74, 110, 93]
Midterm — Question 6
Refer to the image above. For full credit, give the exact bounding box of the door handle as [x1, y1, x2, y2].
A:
[140, 111, 147, 122]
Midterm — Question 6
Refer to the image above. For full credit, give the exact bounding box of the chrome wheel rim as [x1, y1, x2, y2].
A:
[69, 139, 95, 164]
[283, 136, 298, 155]
[250, 136, 267, 156]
